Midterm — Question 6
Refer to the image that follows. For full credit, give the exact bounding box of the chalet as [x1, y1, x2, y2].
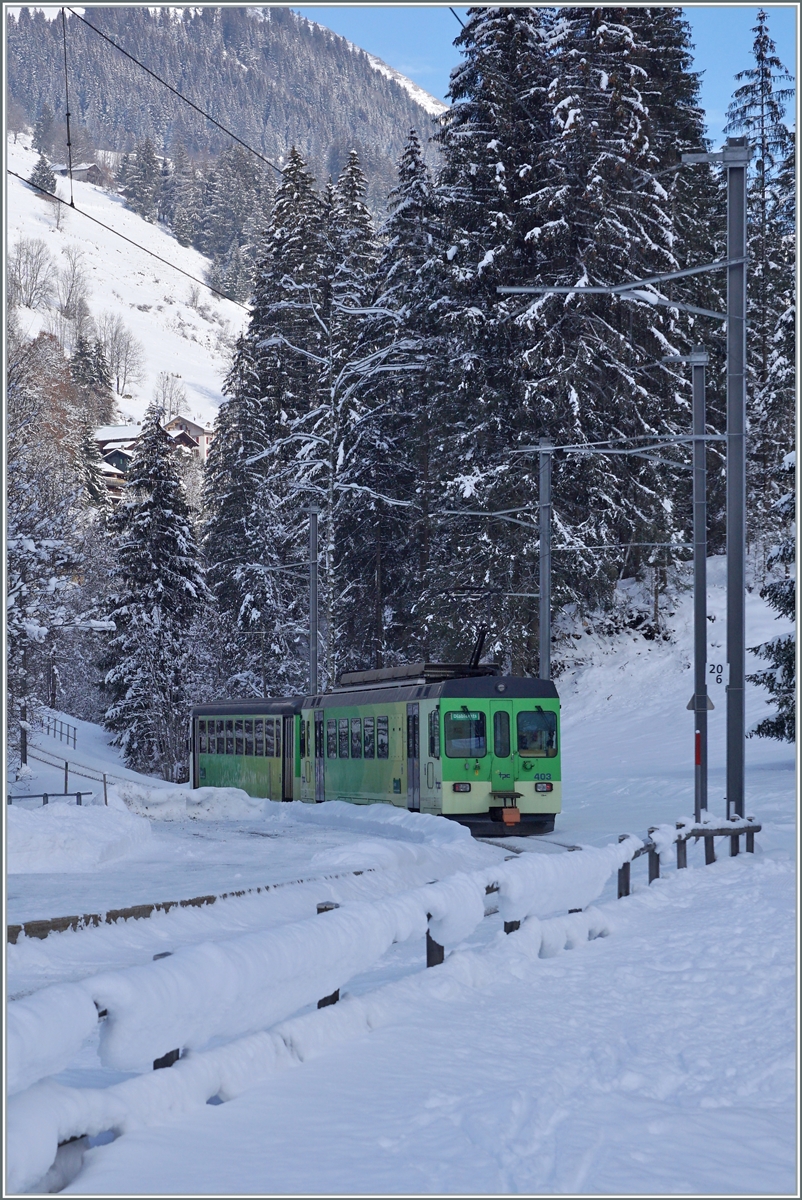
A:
[52, 162, 105, 185]
[163, 415, 215, 462]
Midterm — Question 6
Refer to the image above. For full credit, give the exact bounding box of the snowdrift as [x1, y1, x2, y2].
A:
[6, 803, 153, 875]
[114, 782, 263, 821]
[6, 836, 641, 1098]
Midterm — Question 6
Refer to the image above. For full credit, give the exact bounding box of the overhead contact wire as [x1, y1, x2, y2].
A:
[8, 169, 251, 312]
[65, 7, 286, 179]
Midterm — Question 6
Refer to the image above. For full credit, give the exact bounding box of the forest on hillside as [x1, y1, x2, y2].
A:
[7, 7, 795, 781]
[6, 5, 442, 214]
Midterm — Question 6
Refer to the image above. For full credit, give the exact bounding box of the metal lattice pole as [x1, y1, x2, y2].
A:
[539, 440, 553, 680]
[725, 138, 750, 818]
[692, 349, 710, 821]
[308, 507, 320, 694]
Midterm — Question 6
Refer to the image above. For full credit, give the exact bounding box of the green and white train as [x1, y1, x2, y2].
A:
[190, 663, 560, 836]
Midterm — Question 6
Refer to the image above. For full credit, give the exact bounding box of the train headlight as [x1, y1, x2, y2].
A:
[535, 782, 553, 793]
[452, 782, 472, 793]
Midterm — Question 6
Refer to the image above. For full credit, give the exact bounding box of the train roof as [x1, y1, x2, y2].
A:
[191, 675, 558, 718]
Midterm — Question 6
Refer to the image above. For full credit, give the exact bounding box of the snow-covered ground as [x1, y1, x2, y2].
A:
[4, 559, 796, 1194]
[7, 135, 247, 426]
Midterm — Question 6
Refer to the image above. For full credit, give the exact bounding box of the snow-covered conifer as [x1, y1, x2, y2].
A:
[104, 403, 210, 778]
[726, 12, 795, 540]
[748, 452, 795, 741]
[29, 152, 56, 196]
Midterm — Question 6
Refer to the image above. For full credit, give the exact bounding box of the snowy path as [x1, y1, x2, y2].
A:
[64, 846, 796, 1196]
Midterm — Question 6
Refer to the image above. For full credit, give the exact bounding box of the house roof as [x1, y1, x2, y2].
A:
[96, 425, 142, 442]
[164, 415, 212, 436]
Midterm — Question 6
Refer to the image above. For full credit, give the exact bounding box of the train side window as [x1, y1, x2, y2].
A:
[428, 708, 440, 759]
[255, 719, 264, 756]
[307, 721, 311, 757]
[493, 711, 511, 758]
[363, 717, 375, 758]
[225, 719, 234, 755]
[235, 719, 244, 755]
[327, 719, 337, 758]
[265, 719, 275, 757]
[216, 719, 225, 754]
[338, 718, 350, 758]
[198, 720, 207, 754]
[376, 716, 389, 759]
[517, 709, 557, 758]
[244, 720, 254, 756]
[300, 720, 306, 758]
[275, 719, 281, 758]
[350, 717, 362, 758]
[444, 711, 487, 758]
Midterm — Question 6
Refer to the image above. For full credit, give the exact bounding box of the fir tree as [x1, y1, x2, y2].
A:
[29, 152, 56, 195]
[748, 452, 795, 741]
[204, 336, 305, 694]
[350, 130, 447, 665]
[104, 403, 209, 778]
[32, 102, 55, 157]
[124, 137, 160, 222]
[725, 10, 795, 541]
[78, 424, 111, 511]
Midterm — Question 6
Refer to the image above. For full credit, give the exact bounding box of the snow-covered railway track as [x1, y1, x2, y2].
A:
[7, 864, 377, 945]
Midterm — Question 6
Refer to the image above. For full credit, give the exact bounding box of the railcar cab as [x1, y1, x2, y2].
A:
[300, 663, 561, 837]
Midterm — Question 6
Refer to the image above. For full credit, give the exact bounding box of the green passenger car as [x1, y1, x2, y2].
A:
[190, 663, 561, 836]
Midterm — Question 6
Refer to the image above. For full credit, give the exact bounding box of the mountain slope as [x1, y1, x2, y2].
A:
[8, 134, 247, 426]
[6, 5, 446, 212]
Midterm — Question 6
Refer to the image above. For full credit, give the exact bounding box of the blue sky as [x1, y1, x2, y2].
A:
[293, 5, 797, 147]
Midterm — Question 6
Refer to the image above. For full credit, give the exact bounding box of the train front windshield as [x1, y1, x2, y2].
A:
[517, 709, 558, 757]
[444, 711, 487, 757]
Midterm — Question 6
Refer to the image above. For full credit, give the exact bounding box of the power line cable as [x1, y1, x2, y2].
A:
[8, 169, 251, 312]
[60, 7, 75, 206]
[65, 7, 286, 179]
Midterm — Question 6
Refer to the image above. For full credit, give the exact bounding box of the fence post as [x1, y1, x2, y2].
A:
[676, 826, 687, 870]
[76, 792, 82, 806]
[42, 793, 48, 805]
[426, 916, 445, 967]
[730, 830, 739, 857]
[103, 773, 108, 806]
[316, 902, 340, 1006]
[64, 762, 69, 794]
[617, 834, 630, 898]
[647, 829, 660, 883]
[7, 795, 12, 806]
[746, 827, 755, 854]
[704, 833, 715, 864]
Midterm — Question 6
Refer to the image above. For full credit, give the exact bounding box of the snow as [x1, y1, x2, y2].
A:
[6, 803, 153, 875]
[3, 558, 796, 1194]
[7, 135, 247, 427]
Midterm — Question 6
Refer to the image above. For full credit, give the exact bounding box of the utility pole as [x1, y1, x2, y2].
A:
[308, 507, 319, 694]
[669, 347, 712, 821]
[683, 137, 751, 817]
[725, 139, 750, 819]
[539, 440, 553, 680]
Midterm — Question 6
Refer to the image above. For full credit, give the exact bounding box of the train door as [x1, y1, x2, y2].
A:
[314, 710, 325, 803]
[282, 716, 294, 800]
[489, 701, 515, 795]
[406, 702, 420, 811]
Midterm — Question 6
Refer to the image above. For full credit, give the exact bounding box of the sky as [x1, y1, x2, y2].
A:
[293, 4, 798, 147]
